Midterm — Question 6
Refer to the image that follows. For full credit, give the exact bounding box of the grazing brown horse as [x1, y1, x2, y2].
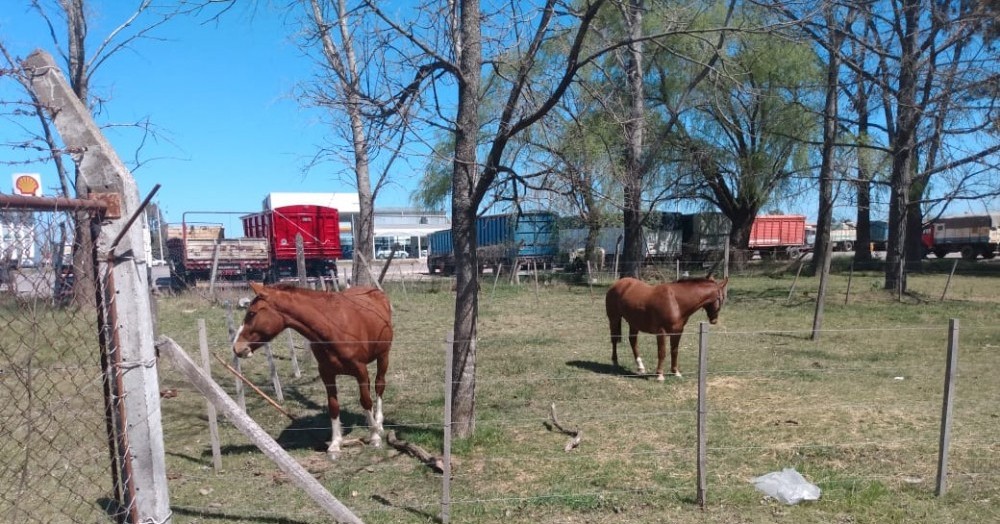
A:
[605, 276, 728, 381]
[232, 282, 393, 459]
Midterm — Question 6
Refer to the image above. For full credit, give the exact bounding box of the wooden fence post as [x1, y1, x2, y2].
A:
[696, 322, 708, 509]
[811, 243, 833, 340]
[844, 262, 854, 305]
[264, 343, 284, 403]
[442, 331, 454, 524]
[941, 259, 958, 301]
[224, 304, 246, 410]
[287, 330, 302, 379]
[197, 319, 223, 472]
[296, 233, 307, 287]
[787, 260, 805, 303]
[936, 318, 959, 496]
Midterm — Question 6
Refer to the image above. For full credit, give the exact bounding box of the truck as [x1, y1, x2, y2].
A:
[427, 211, 558, 275]
[921, 213, 1000, 260]
[242, 204, 342, 280]
[748, 215, 808, 257]
[165, 223, 269, 282]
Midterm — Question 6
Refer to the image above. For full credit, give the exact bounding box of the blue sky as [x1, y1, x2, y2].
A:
[3, 3, 995, 231]
[1, 3, 422, 227]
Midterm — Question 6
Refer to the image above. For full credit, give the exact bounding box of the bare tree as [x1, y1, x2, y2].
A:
[2, 1, 180, 304]
[294, 0, 417, 286]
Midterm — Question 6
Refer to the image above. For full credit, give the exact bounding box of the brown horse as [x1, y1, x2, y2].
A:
[232, 282, 393, 460]
[605, 276, 728, 381]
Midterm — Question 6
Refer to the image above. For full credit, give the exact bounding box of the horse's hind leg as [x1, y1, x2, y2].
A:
[372, 352, 389, 436]
[629, 325, 645, 374]
[608, 313, 623, 368]
[352, 362, 382, 449]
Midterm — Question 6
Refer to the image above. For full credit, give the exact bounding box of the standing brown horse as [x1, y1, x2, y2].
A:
[232, 282, 393, 460]
[605, 276, 728, 381]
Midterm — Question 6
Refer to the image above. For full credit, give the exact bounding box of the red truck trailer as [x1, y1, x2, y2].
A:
[242, 204, 342, 280]
[748, 215, 809, 257]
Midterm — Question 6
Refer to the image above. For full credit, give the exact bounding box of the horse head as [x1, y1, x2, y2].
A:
[232, 282, 286, 358]
[703, 277, 729, 324]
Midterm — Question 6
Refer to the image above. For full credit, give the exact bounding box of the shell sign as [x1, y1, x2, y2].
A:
[13, 173, 42, 197]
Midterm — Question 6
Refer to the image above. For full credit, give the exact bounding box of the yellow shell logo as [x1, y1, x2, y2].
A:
[15, 175, 40, 196]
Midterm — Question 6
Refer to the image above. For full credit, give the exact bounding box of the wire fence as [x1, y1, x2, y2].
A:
[0, 206, 126, 523]
[151, 271, 1000, 523]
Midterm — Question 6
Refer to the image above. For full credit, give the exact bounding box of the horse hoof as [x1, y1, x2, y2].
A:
[369, 436, 383, 449]
[656, 374, 665, 382]
[327, 451, 340, 461]
[672, 371, 683, 378]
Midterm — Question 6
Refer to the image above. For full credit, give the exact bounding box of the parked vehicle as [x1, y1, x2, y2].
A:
[165, 223, 269, 283]
[242, 204, 342, 280]
[748, 215, 809, 257]
[427, 211, 558, 275]
[921, 213, 1000, 260]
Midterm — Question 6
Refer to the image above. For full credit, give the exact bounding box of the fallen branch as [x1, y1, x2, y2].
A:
[545, 403, 583, 451]
[386, 430, 444, 473]
[214, 353, 296, 421]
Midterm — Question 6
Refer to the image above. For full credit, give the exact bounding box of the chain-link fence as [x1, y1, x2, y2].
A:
[0, 204, 126, 522]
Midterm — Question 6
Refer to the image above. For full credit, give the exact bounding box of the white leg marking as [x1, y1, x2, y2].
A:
[327, 416, 343, 460]
[374, 396, 384, 430]
[635, 357, 645, 374]
[365, 408, 382, 448]
[232, 325, 243, 345]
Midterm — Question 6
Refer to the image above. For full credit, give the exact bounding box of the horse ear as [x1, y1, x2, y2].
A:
[249, 281, 267, 297]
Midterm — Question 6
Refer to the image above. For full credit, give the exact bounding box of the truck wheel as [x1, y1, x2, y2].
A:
[934, 248, 948, 259]
[843, 241, 853, 252]
[982, 250, 996, 260]
[960, 245, 977, 260]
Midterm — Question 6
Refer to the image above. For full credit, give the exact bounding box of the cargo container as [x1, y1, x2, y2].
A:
[748, 215, 807, 251]
[165, 223, 269, 282]
[427, 211, 558, 275]
[242, 204, 342, 280]
[921, 213, 1000, 260]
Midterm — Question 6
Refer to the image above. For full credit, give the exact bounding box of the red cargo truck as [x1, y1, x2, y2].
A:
[242, 204, 342, 280]
[748, 215, 809, 257]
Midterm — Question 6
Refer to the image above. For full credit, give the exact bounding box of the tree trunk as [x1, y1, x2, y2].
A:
[884, 0, 920, 292]
[619, 0, 645, 279]
[450, 0, 483, 439]
[812, 4, 841, 277]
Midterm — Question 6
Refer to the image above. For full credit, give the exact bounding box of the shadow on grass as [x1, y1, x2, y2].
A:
[172, 504, 312, 523]
[565, 360, 661, 380]
[371, 493, 442, 523]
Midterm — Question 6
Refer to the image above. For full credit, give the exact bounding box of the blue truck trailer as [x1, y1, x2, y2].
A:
[427, 211, 558, 275]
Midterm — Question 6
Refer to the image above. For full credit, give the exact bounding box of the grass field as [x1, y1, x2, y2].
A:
[4, 259, 999, 523]
[148, 260, 1000, 523]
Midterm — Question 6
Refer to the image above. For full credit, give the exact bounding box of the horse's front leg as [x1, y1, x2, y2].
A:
[628, 326, 645, 374]
[669, 333, 682, 378]
[320, 372, 343, 460]
[655, 333, 667, 382]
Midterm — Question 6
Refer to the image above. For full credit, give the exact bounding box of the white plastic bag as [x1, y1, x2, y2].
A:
[751, 468, 821, 505]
